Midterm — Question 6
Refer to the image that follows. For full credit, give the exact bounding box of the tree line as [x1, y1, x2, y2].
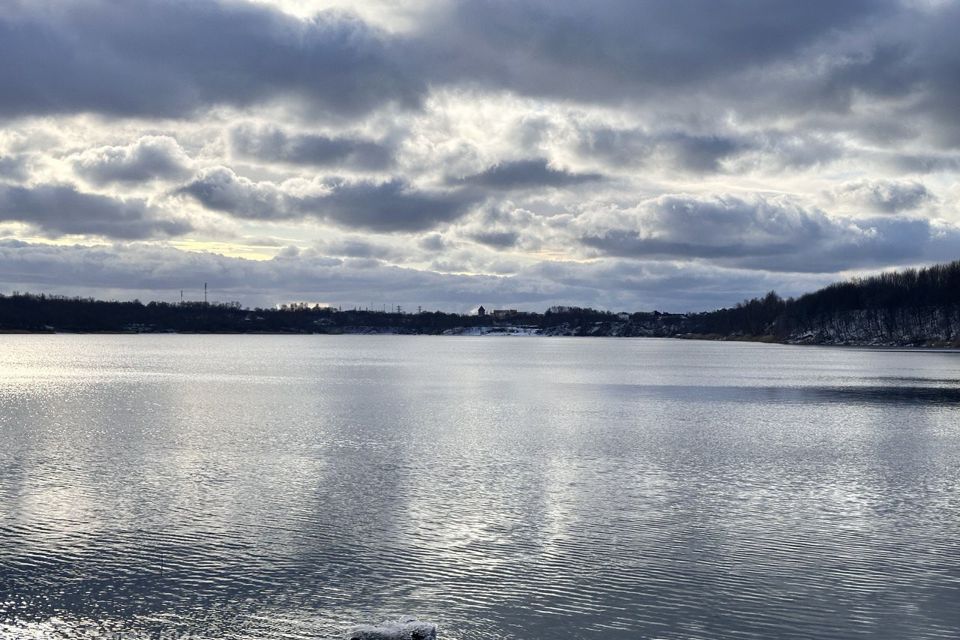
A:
[2, 259, 959, 336]
[683, 259, 960, 337]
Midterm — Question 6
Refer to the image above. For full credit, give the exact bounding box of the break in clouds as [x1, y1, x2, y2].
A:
[2, 0, 960, 311]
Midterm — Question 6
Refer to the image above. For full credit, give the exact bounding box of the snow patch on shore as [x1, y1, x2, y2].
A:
[442, 325, 541, 336]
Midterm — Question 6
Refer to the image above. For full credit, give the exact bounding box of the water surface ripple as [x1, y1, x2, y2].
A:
[2, 336, 959, 639]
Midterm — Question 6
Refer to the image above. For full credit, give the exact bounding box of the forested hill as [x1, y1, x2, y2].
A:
[682, 259, 960, 346]
[2, 260, 960, 346]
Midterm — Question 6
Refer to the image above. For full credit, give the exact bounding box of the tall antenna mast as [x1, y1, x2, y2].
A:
[204, 282, 208, 305]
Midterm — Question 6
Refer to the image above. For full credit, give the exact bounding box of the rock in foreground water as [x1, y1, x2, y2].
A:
[348, 616, 437, 640]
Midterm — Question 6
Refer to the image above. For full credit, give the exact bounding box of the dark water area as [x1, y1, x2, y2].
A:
[2, 336, 960, 639]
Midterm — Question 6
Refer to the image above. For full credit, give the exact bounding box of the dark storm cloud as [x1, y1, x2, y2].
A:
[230, 125, 394, 170]
[179, 167, 480, 232]
[321, 238, 399, 260]
[468, 229, 519, 249]
[832, 180, 932, 214]
[817, 44, 919, 106]
[898, 4, 960, 145]
[749, 133, 846, 171]
[733, 217, 960, 273]
[418, 233, 448, 252]
[765, 4, 960, 145]
[421, 1, 960, 151]
[71, 136, 191, 185]
[453, 158, 602, 189]
[425, 0, 889, 102]
[580, 195, 960, 273]
[659, 133, 745, 173]
[0, 155, 27, 181]
[178, 168, 284, 220]
[0, 0, 951, 144]
[579, 128, 747, 173]
[579, 126, 847, 174]
[888, 153, 960, 174]
[315, 179, 480, 232]
[0, 0, 420, 118]
[0, 183, 191, 239]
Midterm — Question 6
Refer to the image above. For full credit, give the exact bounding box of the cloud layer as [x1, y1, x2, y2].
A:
[0, 0, 420, 118]
[71, 136, 192, 185]
[0, 184, 190, 239]
[179, 167, 480, 232]
[1, 0, 959, 311]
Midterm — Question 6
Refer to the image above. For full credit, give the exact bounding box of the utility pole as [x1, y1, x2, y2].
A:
[204, 282, 208, 305]
[180, 290, 183, 305]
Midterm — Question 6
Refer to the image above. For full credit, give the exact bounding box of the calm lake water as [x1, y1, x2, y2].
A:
[2, 335, 960, 639]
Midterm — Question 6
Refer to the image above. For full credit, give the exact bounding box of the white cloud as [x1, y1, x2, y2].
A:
[71, 136, 192, 185]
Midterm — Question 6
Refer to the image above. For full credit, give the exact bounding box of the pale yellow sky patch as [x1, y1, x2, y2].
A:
[169, 240, 281, 261]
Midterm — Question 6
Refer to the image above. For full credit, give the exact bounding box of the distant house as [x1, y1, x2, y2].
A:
[477, 305, 486, 317]
[492, 309, 518, 320]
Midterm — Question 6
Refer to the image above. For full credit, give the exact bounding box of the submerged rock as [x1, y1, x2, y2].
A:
[347, 616, 437, 640]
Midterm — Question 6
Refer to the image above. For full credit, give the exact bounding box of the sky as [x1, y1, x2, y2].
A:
[2, 0, 960, 312]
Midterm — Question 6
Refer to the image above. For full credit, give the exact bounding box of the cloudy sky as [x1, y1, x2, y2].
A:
[2, 0, 959, 311]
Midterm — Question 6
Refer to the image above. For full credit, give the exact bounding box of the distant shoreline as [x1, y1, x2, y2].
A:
[2, 328, 958, 350]
[4, 260, 960, 346]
